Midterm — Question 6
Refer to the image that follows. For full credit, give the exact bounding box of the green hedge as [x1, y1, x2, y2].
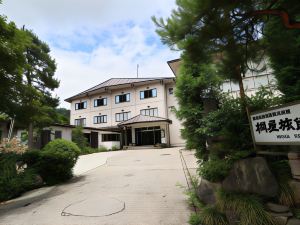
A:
[25, 139, 80, 185]
[0, 153, 41, 202]
[0, 139, 81, 202]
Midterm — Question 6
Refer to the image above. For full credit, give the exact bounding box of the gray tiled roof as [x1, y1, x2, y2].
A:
[118, 114, 171, 126]
[65, 77, 174, 102]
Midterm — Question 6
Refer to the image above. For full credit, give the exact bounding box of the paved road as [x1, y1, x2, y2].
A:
[0, 147, 196, 225]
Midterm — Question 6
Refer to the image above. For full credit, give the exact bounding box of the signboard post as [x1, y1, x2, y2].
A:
[250, 101, 300, 145]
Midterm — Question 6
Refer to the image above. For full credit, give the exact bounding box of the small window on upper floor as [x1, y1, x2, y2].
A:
[94, 98, 107, 107]
[75, 101, 87, 110]
[140, 88, 157, 99]
[115, 111, 131, 122]
[168, 88, 174, 95]
[94, 115, 107, 124]
[140, 108, 158, 117]
[74, 118, 86, 126]
[115, 93, 130, 104]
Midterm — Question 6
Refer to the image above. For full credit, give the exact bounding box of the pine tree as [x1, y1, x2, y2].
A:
[17, 30, 59, 148]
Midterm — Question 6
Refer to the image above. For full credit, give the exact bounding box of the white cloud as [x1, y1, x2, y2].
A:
[1, 0, 180, 108]
[52, 24, 179, 107]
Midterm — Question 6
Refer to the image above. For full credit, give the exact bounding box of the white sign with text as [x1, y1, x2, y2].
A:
[250, 102, 300, 145]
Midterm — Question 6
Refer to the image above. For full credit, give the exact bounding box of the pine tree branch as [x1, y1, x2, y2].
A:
[250, 9, 300, 29]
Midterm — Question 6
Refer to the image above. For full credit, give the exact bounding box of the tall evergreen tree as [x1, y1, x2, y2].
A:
[153, 0, 300, 156]
[0, 16, 29, 116]
[18, 30, 59, 148]
[264, 1, 300, 101]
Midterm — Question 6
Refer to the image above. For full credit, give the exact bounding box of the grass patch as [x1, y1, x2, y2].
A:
[217, 189, 276, 225]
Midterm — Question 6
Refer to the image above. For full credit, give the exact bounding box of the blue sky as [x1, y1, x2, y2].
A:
[1, 0, 180, 107]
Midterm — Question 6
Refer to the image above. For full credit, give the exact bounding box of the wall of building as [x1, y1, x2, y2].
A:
[70, 82, 167, 128]
[69, 79, 186, 147]
[165, 83, 185, 146]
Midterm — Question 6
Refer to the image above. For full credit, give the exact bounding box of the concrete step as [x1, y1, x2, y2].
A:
[123, 145, 162, 150]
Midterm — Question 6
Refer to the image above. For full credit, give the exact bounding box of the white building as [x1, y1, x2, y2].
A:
[62, 77, 185, 149]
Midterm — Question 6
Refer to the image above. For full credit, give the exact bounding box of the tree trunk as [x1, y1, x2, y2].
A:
[28, 123, 34, 149]
[236, 66, 257, 150]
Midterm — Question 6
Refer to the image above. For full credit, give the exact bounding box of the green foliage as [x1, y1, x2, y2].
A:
[264, 4, 300, 102]
[175, 62, 222, 157]
[199, 159, 232, 182]
[217, 189, 276, 225]
[0, 11, 59, 146]
[292, 208, 300, 219]
[54, 108, 70, 124]
[23, 139, 80, 184]
[0, 16, 29, 115]
[0, 152, 41, 202]
[198, 206, 229, 225]
[72, 126, 88, 150]
[186, 188, 205, 210]
[15, 29, 59, 133]
[189, 213, 202, 225]
[111, 145, 119, 151]
[269, 160, 295, 206]
[80, 146, 108, 155]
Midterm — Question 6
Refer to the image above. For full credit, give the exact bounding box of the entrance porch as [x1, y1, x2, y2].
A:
[118, 115, 172, 148]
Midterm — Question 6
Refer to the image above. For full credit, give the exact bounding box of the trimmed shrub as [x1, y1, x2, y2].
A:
[35, 139, 80, 184]
[0, 152, 41, 202]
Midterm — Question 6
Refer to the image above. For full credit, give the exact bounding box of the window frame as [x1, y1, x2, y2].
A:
[94, 98, 107, 107]
[75, 101, 87, 110]
[168, 87, 174, 95]
[102, 133, 120, 142]
[140, 107, 158, 117]
[74, 118, 86, 126]
[93, 115, 107, 124]
[115, 93, 130, 104]
[140, 88, 157, 100]
[115, 111, 131, 122]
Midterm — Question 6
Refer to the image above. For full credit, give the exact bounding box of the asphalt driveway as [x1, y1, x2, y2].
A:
[0, 147, 196, 225]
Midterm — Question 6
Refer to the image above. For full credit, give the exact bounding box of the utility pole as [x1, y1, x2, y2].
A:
[137, 64, 139, 78]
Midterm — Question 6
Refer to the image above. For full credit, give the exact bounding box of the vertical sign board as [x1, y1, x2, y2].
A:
[250, 101, 300, 145]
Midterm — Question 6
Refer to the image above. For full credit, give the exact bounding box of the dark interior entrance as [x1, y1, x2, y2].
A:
[135, 126, 161, 146]
[41, 130, 51, 148]
[91, 132, 98, 148]
[84, 132, 98, 148]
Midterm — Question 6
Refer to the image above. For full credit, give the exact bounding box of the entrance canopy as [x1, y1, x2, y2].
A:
[118, 114, 171, 127]
[118, 115, 172, 147]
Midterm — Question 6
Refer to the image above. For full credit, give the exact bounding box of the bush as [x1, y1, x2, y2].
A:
[199, 159, 232, 182]
[72, 126, 88, 150]
[111, 145, 118, 151]
[0, 138, 27, 154]
[79, 146, 108, 155]
[31, 139, 80, 184]
[0, 152, 41, 202]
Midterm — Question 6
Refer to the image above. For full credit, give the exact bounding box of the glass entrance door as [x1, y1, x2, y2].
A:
[135, 126, 161, 146]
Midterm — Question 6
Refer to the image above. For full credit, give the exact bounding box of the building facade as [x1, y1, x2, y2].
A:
[65, 77, 185, 149]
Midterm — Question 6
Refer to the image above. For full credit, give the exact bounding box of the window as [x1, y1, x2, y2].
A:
[102, 134, 120, 142]
[94, 98, 107, 107]
[140, 88, 157, 99]
[75, 101, 87, 110]
[93, 115, 107, 124]
[55, 131, 62, 139]
[115, 93, 130, 103]
[168, 88, 174, 95]
[140, 108, 158, 117]
[116, 112, 131, 122]
[74, 118, 86, 126]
